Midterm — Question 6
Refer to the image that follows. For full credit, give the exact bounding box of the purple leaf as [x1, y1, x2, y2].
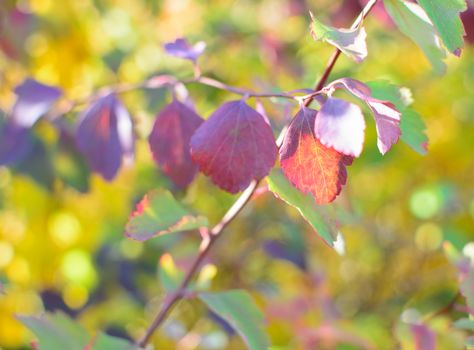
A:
[326, 78, 401, 155]
[190, 100, 277, 193]
[164, 38, 206, 62]
[76, 94, 134, 181]
[12, 78, 62, 127]
[148, 100, 204, 188]
[0, 111, 32, 166]
[315, 97, 365, 157]
[410, 324, 436, 350]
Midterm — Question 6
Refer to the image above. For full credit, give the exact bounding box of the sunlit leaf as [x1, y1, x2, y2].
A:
[11, 78, 62, 127]
[280, 107, 352, 204]
[190, 100, 277, 193]
[125, 189, 208, 241]
[267, 169, 342, 251]
[384, 0, 447, 74]
[310, 11, 367, 62]
[315, 97, 365, 157]
[326, 78, 401, 155]
[199, 290, 269, 350]
[417, 0, 467, 56]
[149, 100, 203, 188]
[366, 81, 428, 155]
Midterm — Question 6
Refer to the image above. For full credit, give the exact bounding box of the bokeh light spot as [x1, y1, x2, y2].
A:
[0, 241, 14, 268]
[415, 222, 443, 251]
[61, 250, 97, 288]
[48, 211, 81, 248]
[409, 188, 441, 219]
[62, 283, 89, 309]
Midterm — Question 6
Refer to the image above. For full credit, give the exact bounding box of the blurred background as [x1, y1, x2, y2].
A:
[0, 0, 473, 349]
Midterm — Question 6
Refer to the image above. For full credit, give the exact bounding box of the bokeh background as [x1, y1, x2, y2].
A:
[0, 0, 473, 349]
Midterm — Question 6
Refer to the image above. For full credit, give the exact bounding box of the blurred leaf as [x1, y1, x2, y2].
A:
[17, 312, 89, 350]
[199, 290, 269, 350]
[89, 333, 138, 350]
[125, 189, 208, 241]
[267, 169, 342, 251]
[409, 323, 436, 350]
[12, 78, 62, 128]
[384, 0, 447, 74]
[164, 38, 206, 62]
[453, 318, 474, 331]
[417, 0, 467, 56]
[310, 11, 367, 62]
[367, 81, 428, 155]
[461, 268, 474, 315]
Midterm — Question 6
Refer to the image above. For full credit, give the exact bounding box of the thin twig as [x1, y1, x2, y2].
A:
[136, 1, 379, 347]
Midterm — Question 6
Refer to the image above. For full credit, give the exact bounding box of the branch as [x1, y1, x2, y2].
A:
[137, 1, 379, 347]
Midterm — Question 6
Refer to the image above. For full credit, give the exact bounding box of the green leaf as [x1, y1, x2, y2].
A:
[17, 312, 89, 350]
[199, 290, 269, 350]
[158, 253, 185, 292]
[453, 318, 474, 331]
[384, 0, 447, 74]
[266, 169, 344, 253]
[90, 333, 138, 350]
[367, 81, 428, 155]
[309, 12, 367, 62]
[125, 189, 208, 241]
[417, 0, 467, 56]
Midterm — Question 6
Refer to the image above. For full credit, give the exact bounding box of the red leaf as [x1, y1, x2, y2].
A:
[280, 107, 352, 204]
[149, 100, 203, 188]
[190, 100, 277, 193]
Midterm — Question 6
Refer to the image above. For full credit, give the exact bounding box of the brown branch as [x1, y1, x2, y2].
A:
[136, 1, 379, 347]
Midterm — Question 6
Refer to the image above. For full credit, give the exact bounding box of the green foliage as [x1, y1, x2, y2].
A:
[266, 169, 342, 251]
[384, 0, 447, 74]
[199, 290, 269, 350]
[125, 189, 208, 241]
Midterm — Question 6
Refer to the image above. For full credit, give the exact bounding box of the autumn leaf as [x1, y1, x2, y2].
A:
[310, 11, 367, 62]
[280, 107, 352, 205]
[326, 78, 401, 155]
[149, 100, 203, 188]
[315, 97, 366, 157]
[76, 94, 134, 181]
[164, 38, 206, 62]
[190, 100, 277, 193]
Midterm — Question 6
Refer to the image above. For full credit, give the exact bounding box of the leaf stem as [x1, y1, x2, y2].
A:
[136, 1, 379, 346]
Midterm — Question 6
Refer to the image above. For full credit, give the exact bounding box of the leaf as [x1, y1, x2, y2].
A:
[199, 290, 269, 350]
[460, 268, 474, 314]
[310, 11, 367, 62]
[76, 94, 134, 181]
[280, 107, 352, 205]
[417, 0, 467, 56]
[409, 324, 436, 350]
[17, 312, 89, 350]
[158, 253, 184, 292]
[190, 100, 277, 193]
[89, 333, 138, 350]
[366, 81, 428, 155]
[383, 0, 448, 74]
[0, 119, 33, 166]
[315, 97, 366, 157]
[267, 169, 343, 252]
[125, 189, 208, 241]
[149, 100, 203, 188]
[326, 78, 401, 155]
[164, 38, 206, 62]
[11, 78, 62, 127]
[453, 318, 474, 331]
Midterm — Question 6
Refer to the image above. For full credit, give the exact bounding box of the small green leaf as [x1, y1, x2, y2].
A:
[384, 0, 448, 74]
[17, 312, 89, 350]
[417, 0, 467, 56]
[309, 12, 367, 62]
[453, 318, 474, 331]
[367, 81, 428, 155]
[158, 253, 185, 292]
[267, 169, 343, 253]
[90, 333, 138, 350]
[125, 189, 208, 241]
[199, 290, 269, 350]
